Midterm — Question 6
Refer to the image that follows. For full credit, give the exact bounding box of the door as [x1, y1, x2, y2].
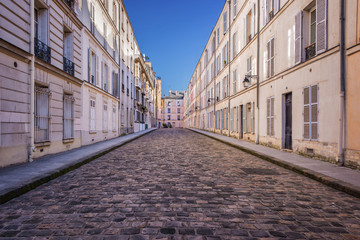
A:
[284, 93, 292, 149]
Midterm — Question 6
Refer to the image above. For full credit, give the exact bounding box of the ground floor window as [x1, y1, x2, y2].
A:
[35, 86, 51, 142]
[90, 99, 96, 131]
[63, 94, 74, 139]
[304, 85, 318, 140]
[267, 96, 275, 136]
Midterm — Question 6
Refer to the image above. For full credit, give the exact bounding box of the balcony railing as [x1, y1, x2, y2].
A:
[63, 57, 74, 76]
[35, 38, 51, 64]
[64, 0, 74, 9]
[305, 43, 316, 61]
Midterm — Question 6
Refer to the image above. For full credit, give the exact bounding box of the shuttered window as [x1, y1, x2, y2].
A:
[233, 0, 237, 18]
[90, 99, 96, 131]
[266, 96, 275, 136]
[103, 103, 108, 132]
[266, 38, 275, 78]
[304, 85, 318, 140]
[316, 0, 327, 54]
[112, 106, 116, 131]
[223, 11, 228, 34]
[233, 69, 237, 94]
[63, 94, 74, 139]
[295, 11, 303, 64]
[242, 104, 247, 133]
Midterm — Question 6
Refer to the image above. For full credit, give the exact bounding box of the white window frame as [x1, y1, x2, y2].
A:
[303, 85, 319, 140]
[63, 94, 75, 139]
[35, 86, 51, 142]
[90, 99, 96, 132]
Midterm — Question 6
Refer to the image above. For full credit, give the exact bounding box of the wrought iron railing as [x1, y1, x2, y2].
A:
[63, 57, 74, 76]
[34, 38, 51, 63]
[305, 43, 316, 61]
[64, 0, 74, 9]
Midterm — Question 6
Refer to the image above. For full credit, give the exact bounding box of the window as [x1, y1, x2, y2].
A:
[88, 50, 96, 85]
[223, 11, 228, 34]
[90, 2, 95, 33]
[217, 28, 220, 46]
[121, 70, 124, 92]
[222, 76, 227, 99]
[295, 0, 327, 64]
[233, 0, 238, 18]
[264, 0, 280, 25]
[112, 107, 116, 131]
[121, 104, 124, 125]
[167, 115, 171, 120]
[177, 108, 181, 113]
[232, 32, 238, 59]
[63, 94, 74, 139]
[103, 63, 108, 92]
[35, 86, 51, 142]
[247, 56, 252, 86]
[63, 28, 74, 76]
[177, 115, 181, 121]
[168, 101, 171, 106]
[230, 107, 233, 132]
[90, 99, 96, 131]
[244, 4, 255, 46]
[177, 101, 180, 106]
[267, 97, 275, 136]
[233, 69, 237, 94]
[103, 103, 108, 132]
[34, 6, 50, 63]
[266, 38, 275, 78]
[112, 71, 119, 98]
[168, 108, 170, 113]
[304, 85, 318, 140]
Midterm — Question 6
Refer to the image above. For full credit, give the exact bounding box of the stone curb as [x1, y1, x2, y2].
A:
[0, 129, 156, 205]
[189, 129, 360, 199]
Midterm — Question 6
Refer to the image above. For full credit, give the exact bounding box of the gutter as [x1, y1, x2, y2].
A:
[28, 0, 35, 162]
[338, 0, 346, 165]
[255, 0, 260, 144]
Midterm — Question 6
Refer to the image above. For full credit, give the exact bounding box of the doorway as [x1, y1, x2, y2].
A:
[283, 93, 292, 149]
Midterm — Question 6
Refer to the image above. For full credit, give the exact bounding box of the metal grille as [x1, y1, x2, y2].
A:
[34, 38, 51, 63]
[35, 87, 51, 142]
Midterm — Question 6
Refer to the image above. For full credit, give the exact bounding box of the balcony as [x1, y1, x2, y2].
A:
[34, 38, 51, 64]
[63, 57, 74, 76]
[63, 0, 74, 9]
[135, 77, 141, 89]
[305, 43, 316, 61]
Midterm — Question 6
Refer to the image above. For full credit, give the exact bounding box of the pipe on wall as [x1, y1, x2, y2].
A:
[28, 0, 35, 162]
[255, 0, 261, 145]
[338, 0, 346, 166]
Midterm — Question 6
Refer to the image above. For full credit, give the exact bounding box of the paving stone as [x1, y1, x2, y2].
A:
[0, 129, 359, 239]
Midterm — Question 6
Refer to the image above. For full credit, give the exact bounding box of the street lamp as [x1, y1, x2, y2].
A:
[243, 75, 258, 88]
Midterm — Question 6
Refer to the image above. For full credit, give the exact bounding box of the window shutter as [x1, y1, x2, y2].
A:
[295, 11, 303, 64]
[316, 0, 328, 54]
[243, 17, 247, 47]
[236, 106, 239, 132]
[230, 108, 233, 132]
[274, 0, 280, 14]
[271, 97, 275, 136]
[251, 102, 254, 134]
[88, 48, 91, 82]
[251, 3, 255, 38]
[243, 104, 247, 133]
[266, 98, 270, 135]
[95, 55, 98, 85]
[101, 61, 103, 89]
[303, 87, 310, 139]
[262, 0, 267, 27]
[40, 10, 48, 44]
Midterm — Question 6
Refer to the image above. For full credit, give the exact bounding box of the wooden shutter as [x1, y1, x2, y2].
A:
[223, 11, 228, 33]
[243, 17, 247, 47]
[267, 98, 270, 135]
[262, 0, 267, 27]
[88, 48, 91, 82]
[230, 108, 233, 132]
[95, 55, 98, 85]
[274, 0, 280, 14]
[251, 4, 255, 38]
[243, 104, 247, 133]
[295, 11, 303, 64]
[311, 85, 318, 140]
[316, 0, 328, 54]
[271, 97, 275, 136]
[101, 61, 103, 89]
[303, 87, 310, 139]
[251, 102, 254, 134]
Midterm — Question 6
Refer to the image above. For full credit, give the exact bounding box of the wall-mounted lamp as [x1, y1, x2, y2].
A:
[243, 75, 258, 88]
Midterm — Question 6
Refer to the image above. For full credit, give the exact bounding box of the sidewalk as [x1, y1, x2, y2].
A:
[190, 128, 360, 198]
[0, 128, 156, 204]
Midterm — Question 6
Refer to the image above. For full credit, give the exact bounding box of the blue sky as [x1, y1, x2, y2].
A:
[123, 0, 226, 97]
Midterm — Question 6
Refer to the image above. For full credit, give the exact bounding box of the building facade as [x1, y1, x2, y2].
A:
[0, 0, 159, 167]
[162, 90, 185, 128]
[184, 0, 359, 169]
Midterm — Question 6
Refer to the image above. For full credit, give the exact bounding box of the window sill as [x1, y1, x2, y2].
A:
[35, 141, 51, 147]
[89, 131, 97, 134]
[103, 130, 108, 133]
[63, 138, 74, 144]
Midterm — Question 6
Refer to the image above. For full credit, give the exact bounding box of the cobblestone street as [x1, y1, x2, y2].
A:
[1, 129, 360, 239]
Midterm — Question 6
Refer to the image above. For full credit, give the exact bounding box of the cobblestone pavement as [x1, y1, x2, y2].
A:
[1, 129, 360, 240]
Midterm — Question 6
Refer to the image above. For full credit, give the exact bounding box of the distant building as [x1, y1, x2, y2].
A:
[161, 90, 185, 128]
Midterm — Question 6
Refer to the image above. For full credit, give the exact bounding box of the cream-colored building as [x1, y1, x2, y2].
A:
[162, 90, 185, 128]
[184, 0, 358, 168]
[0, 0, 159, 167]
[0, 0, 83, 167]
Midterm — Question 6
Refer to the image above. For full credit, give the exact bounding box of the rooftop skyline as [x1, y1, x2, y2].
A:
[123, 0, 226, 95]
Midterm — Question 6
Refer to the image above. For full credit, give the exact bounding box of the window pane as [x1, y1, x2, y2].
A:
[311, 104, 318, 122]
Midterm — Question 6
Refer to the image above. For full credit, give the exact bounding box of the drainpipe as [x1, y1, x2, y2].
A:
[28, 0, 35, 162]
[255, 0, 261, 144]
[227, 0, 231, 137]
[338, 0, 346, 166]
[213, 38, 216, 133]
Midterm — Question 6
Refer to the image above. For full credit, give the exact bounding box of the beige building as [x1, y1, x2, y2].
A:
[0, 0, 83, 167]
[162, 90, 185, 128]
[0, 0, 159, 167]
[184, 0, 359, 168]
